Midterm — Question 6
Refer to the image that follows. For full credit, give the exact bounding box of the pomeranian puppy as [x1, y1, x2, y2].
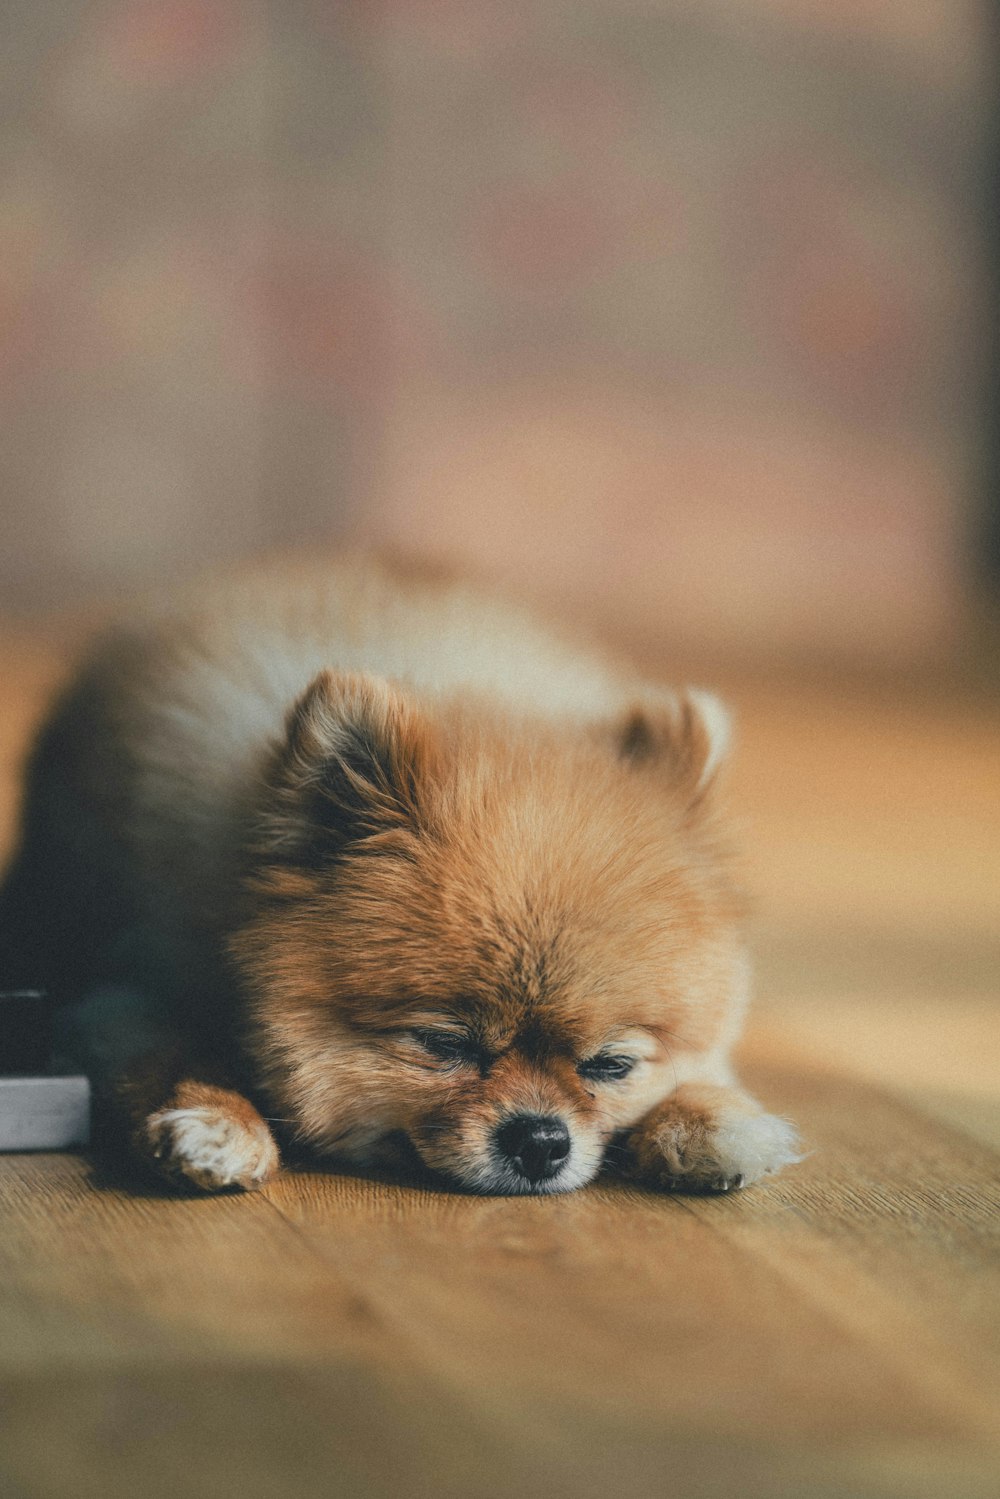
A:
[0, 553, 799, 1196]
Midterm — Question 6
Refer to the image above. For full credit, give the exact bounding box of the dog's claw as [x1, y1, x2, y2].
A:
[710, 1172, 746, 1193]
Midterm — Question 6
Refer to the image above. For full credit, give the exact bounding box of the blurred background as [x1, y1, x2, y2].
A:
[0, 0, 995, 676]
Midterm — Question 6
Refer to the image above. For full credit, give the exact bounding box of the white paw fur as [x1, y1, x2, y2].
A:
[655, 1109, 801, 1193]
[146, 1107, 279, 1192]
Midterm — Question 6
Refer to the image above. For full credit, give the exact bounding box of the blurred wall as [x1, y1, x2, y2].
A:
[0, 2, 383, 606]
[0, 2, 991, 666]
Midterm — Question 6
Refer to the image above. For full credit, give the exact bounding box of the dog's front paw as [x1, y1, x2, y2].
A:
[144, 1106, 279, 1192]
[626, 1087, 801, 1194]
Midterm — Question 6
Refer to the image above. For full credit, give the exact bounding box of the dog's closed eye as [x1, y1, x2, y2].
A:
[412, 1029, 484, 1067]
[578, 1053, 637, 1082]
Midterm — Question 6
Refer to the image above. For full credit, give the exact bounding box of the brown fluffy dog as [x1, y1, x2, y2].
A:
[0, 555, 799, 1195]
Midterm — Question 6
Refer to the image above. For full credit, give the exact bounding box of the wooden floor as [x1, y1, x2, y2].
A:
[1, 630, 998, 1499]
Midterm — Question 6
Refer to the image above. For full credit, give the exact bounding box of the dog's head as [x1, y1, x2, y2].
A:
[231, 670, 745, 1193]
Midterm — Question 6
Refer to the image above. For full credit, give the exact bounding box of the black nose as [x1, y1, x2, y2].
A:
[495, 1114, 571, 1182]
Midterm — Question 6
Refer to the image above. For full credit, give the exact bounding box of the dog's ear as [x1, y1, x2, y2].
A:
[612, 688, 731, 804]
[264, 670, 430, 863]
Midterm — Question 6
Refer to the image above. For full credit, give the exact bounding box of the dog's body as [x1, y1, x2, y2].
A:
[1, 554, 799, 1194]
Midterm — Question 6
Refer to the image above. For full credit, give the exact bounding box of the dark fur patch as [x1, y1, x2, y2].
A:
[308, 723, 412, 850]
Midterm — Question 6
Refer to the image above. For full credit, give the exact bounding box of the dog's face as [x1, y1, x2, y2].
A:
[232, 671, 745, 1194]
